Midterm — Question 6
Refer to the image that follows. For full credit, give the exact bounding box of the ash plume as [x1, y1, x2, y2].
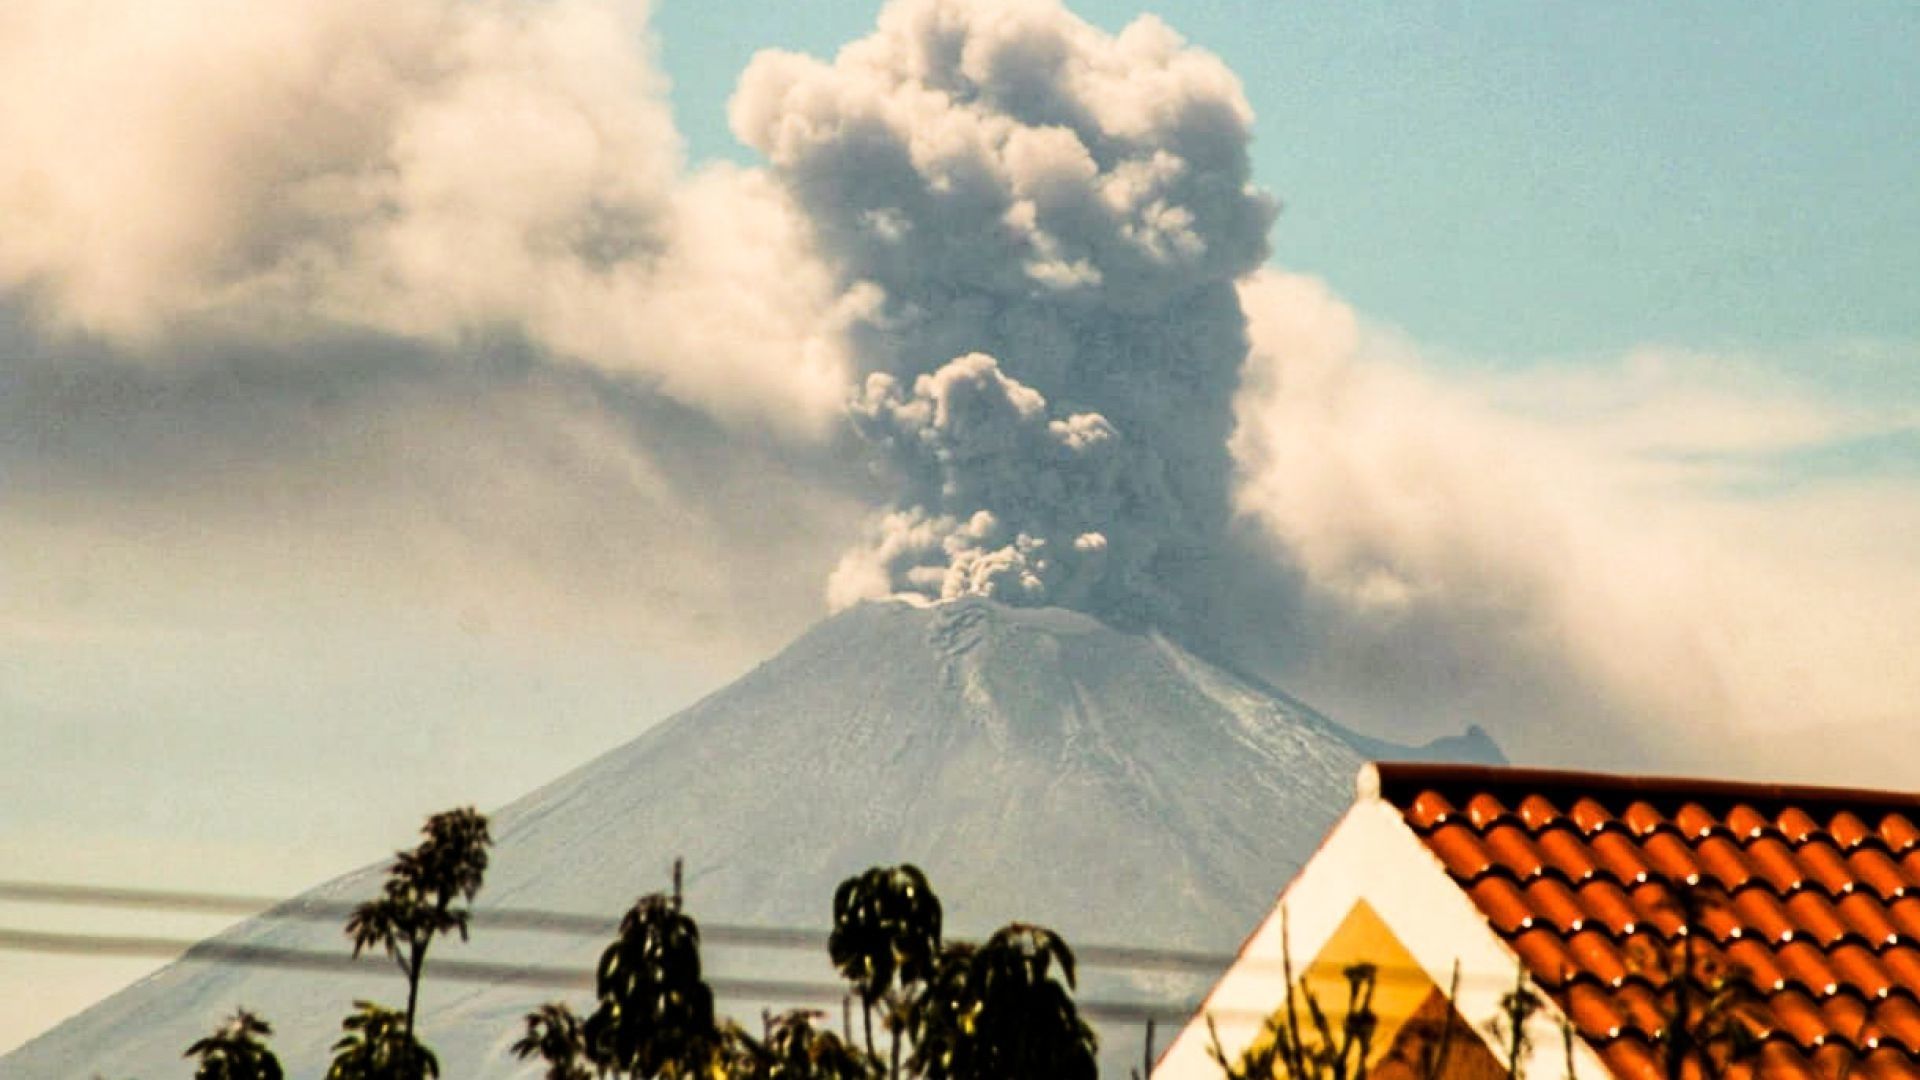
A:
[735, 0, 1277, 625]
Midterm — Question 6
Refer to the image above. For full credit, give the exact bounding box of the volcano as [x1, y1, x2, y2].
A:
[4, 599, 1498, 1078]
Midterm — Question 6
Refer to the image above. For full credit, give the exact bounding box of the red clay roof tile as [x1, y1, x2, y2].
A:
[1572, 797, 1621, 836]
[1512, 927, 1580, 987]
[1593, 832, 1657, 886]
[1565, 981, 1632, 1040]
[1797, 839, 1860, 897]
[1847, 849, 1912, 899]
[1858, 1048, 1920, 1080]
[1599, 1037, 1664, 1080]
[1642, 832, 1706, 886]
[1727, 804, 1774, 840]
[1518, 794, 1564, 832]
[1749, 835, 1813, 893]
[1835, 892, 1902, 948]
[1469, 875, 1536, 935]
[1818, 992, 1872, 1047]
[1732, 886, 1800, 945]
[1774, 939, 1844, 997]
[1624, 880, 1692, 939]
[1427, 823, 1497, 880]
[1766, 988, 1833, 1047]
[1750, 1040, 1822, 1080]
[1611, 981, 1668, 1038]
[1539, 827, 1604, 883]
[1880, 814, 1920, 854]
[1879, 947, 1920, 991]
[1828, 943, 1898, 999]
[1873, 995, 1920, 1052]
[1568, 928, 1634, 987]
[1674, 803, 1720, 840]
[1624, 801, 1673, 839]
[1466, 793, 1515, 830]
[1888, 900, 1920, 942]
[1902, 851, 1920, 887]
[1485, 823, 1549, 881]
[1373, 764, 1920, 1080]
[1832, 812, 1876, 852]
[1726, 938, 1790, 993]
[1786, 891, 1856, 948]
[1695, 836, 1758, 891]
[1573, 880, 1643, 938]
[1406, 789, 1456, 831]
[1525, 877, 1593, 934]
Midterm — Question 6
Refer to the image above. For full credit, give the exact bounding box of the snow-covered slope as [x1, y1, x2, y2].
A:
[4, 599, 1498, 1078]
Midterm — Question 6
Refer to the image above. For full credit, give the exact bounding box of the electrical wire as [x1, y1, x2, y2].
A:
[0, 875, 1542, 1009]
[0, 878, 1228, 974]
[0, 925, 1207, 1025]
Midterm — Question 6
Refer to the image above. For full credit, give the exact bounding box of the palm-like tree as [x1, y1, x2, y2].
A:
[583, 891, 720, 1077]
[345, 807, 491, 1050]
[908, 923, 1097, 1080]
[828, 865, 942, 1066]
[755, 1009, 882, 1079]
[511, 1003, 594, 1080]
[184, 1008, 283, 1080]
[326, 1000, 439, 1080]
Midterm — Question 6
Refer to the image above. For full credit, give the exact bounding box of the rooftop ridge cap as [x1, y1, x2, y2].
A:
[1366, 762, 1920, 817]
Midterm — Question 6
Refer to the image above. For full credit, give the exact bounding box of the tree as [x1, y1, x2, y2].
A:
[1211, 964, 1383, 1080]
[583, 891, 721, 1077]
[1631, 882, 1765, 1080]
[829, 865, 943, 1068]
[1481, 966, 1542, 1080]
[512, 1003, 594, 1080]
[184, 1008, 283, 1080]
[908, 923, 1097, 1080]
[345, 806, 492, 1052]
[726, 1009, 881, 1080]
[327, 1001, 439, 1080]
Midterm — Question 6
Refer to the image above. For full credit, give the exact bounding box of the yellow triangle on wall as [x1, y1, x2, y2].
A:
[1226, 899, 1511, 1080]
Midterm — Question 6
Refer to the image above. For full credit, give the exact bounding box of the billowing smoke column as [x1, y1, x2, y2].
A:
[842, 352, 1165, 610]
[735, 0, 1277, 625]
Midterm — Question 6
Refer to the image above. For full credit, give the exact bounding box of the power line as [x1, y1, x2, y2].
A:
[0, 925, 1208, 1026]
[0, 876, 1541, 994]
[0, 878, 1230, 975]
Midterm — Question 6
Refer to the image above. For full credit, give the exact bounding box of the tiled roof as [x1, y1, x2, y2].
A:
[1374, 763, 1920, 1080]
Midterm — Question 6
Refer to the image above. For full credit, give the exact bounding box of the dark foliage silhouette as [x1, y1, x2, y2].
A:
[511, 1002, 594, 1080]
[326, 1000, 439, 1080]
[725, 1009, 881, 1079]
[583, 890, 721, 1077]
[1630, 883, 1766, 1080]
[908, 923, 1097, 1080]
[828, 864, 942, 1066]
[184, 1008, 283, 1080]
[344, 807, 492, 1050]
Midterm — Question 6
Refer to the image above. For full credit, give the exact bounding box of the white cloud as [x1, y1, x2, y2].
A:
[1230, 269, 1920, 780]
[0, 0, 860, 431]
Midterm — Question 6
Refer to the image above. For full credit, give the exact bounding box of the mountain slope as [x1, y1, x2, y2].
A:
[4, 599, 1497, 1078]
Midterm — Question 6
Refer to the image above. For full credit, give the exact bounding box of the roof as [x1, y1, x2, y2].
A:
[1374, 763, 1920, 1080]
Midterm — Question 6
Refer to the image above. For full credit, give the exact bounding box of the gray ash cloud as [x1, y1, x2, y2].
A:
[735, 0, 1277, 624]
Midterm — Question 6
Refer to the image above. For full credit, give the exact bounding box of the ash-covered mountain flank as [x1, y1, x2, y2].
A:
[6, 599, 1497, 1079]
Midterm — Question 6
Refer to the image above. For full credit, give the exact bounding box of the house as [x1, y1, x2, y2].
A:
[1153, 763, 1920, 1080]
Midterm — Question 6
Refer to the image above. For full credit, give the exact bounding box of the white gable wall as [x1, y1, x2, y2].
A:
[1153, 766, 1613, 1079]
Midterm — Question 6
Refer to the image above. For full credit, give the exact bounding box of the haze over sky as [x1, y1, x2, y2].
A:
[3, 0, 1917, 1056]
